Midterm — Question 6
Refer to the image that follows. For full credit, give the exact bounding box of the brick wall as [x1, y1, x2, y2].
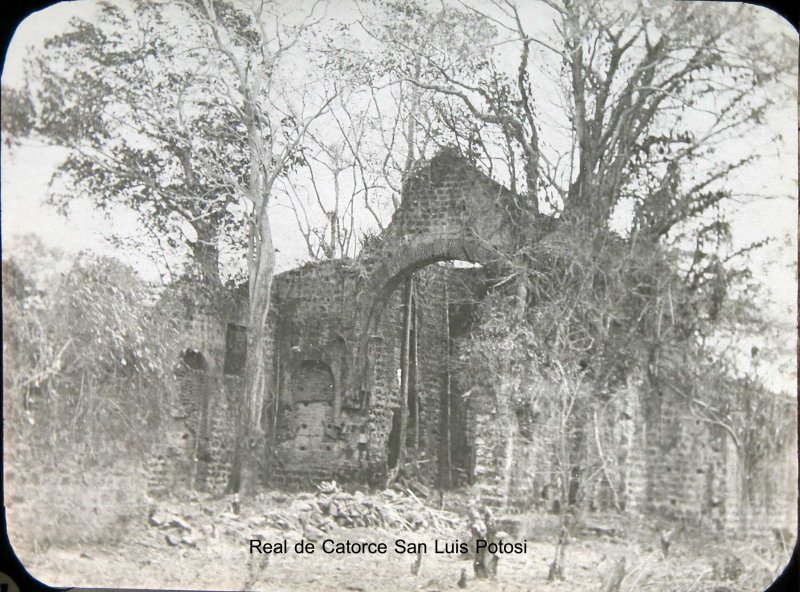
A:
[267, 263, 466, 488]
[458, 363, 795, 535]
[148, 292, 239, 496]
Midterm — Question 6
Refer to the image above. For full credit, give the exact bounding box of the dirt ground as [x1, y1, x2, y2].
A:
[10, 489, 792, 592]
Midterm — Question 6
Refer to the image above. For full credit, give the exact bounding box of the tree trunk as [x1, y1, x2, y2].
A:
[403, 54, 423, 175]
[229, 210, 275, 495]
[192, 223, 222, 290]
[547, 520, 569, 581]
[563, 2, 595, 217]
[439, 280, 453, 489]
[514, 269, 528, 320]
[397, 276, 414, 472]
[411, 298, 419, 452]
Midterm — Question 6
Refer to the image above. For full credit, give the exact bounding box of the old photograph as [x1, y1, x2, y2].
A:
[1, 0, 797, 590]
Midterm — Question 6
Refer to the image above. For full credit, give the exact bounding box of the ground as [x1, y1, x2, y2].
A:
[9, 484, 791, 592]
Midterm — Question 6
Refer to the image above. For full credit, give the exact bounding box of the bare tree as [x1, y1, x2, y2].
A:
[174, 0, 337, 493]
[279, 92, 383, 259]
[364, 0, 792, 242]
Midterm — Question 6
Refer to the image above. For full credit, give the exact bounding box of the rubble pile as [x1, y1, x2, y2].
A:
[147, 507, 202, 548]
[259, 483, 462, 534]
[310, 487, 459, 532]
[144, 483, 462, 549]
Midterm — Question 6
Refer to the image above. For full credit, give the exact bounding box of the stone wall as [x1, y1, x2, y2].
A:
[267, 263, 472, 489]
[148, 298, 241, 496]
[718, 397, 797, 534]
[265, 260, 362, 487]
[460, 365, 795, 534]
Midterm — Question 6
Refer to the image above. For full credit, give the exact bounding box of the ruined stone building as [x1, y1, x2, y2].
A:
[149, 150, 797, 535]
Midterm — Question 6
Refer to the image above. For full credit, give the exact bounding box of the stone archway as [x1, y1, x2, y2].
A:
[352, 237, 500, 393]
[177, 349, 213, 490]
[336, 150, 534, 487]
[265, 149, 540, 487]
[348, 149, 524, 394]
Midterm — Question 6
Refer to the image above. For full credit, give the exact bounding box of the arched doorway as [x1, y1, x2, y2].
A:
[169, 349, 212, 491]
[353, 237, 498, 391]
[365, 258, 489, 486]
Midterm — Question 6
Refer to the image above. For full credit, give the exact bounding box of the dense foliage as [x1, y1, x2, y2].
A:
[452, 219, 794, 519]
[2, 247, 181, 465]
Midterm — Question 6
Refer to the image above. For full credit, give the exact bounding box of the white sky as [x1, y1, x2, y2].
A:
[1, 0, 797, 393]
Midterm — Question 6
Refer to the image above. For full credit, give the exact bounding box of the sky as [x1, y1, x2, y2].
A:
[2, 0, 797, 393]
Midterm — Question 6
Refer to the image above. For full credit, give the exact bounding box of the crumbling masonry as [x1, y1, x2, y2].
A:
[149, 150, 796, 535]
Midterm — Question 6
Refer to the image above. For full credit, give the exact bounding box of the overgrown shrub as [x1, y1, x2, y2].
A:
[452, 221, 794, 514]
[3, 250, 181, 467]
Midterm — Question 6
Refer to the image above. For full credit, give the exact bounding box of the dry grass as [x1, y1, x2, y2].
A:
[6, 458, 149, 553]
[7, 469, 791, 592]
